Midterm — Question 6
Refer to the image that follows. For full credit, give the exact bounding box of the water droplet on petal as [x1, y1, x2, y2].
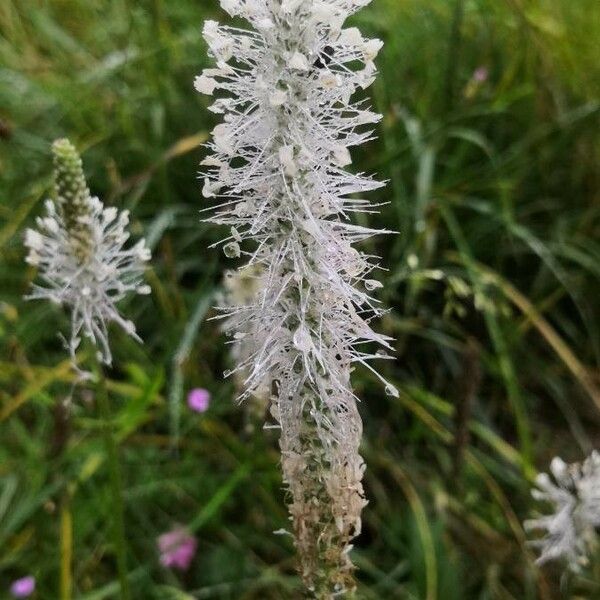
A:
[223, 242, 240, 258]
[293, 325, 312, 353]
[365, 279, 383, 291]
[385, 383, 399, 398]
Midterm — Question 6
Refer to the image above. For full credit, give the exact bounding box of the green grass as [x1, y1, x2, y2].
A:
[1, 0, 599, 597]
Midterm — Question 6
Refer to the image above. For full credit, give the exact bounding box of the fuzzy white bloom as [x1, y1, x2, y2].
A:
[196, 1, 392, 594]
[525, 452, 600, 571]
[24, 139, 151, 366]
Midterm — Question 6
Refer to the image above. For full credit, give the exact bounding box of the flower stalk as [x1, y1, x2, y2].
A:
[91, 349, 131, 600]
[24, 140, 149, 600]
[196, 1, 394, 595]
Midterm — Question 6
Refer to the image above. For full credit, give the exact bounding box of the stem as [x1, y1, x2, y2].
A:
[441, 206, 533, 470]
[91, 352, 131, 600]
[444, 0, 465, 111]
[592, 547, 600, 594]
[452, 337, 481, 486]
[59, 491, 73, 600]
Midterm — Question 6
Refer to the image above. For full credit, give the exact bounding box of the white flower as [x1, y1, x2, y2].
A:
[25, 139, 151, 366]
[525, 452, 600, 571]
[197, 1, 391, 592]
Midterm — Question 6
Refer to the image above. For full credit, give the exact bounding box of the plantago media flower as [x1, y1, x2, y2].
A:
[24, 139, 151, 366]
[525, 452, 600, 571]
[196, 1, 394, 594]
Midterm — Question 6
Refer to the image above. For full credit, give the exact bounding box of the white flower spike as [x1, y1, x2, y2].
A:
[196, 1, 392, 594]
[525, 452, 600, 572]
[24, 139, 151, 366]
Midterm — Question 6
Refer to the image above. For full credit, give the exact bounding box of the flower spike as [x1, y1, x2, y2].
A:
[197, 1, 393, 594]
[525, 452, 600, 572]
[25, 139, 151, 366]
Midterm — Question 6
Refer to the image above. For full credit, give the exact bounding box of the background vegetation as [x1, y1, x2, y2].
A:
[1, 0, 599, 597]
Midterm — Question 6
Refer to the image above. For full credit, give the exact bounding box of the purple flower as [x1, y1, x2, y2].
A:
[158, 527, 198, 571]
[10, 576, 36, 598]
[187, 388, 210, 413]
[473, 66, 489, 83]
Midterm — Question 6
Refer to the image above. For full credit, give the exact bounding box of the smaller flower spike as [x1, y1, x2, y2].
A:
[24, 139, 151, 366]
[525, 452, 600, 572]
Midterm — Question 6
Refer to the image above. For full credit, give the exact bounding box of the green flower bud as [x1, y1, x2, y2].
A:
[52, 138, 93, 261]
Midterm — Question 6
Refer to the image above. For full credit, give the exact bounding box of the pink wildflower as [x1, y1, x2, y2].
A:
[158, 527, 198, 571]
[10, 576, 36, 598]
[473, 66, 489, 83]
[187, 388, 211, 413]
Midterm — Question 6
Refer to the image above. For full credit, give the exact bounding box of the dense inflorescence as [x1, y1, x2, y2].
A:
[196, 1, 394, 595]
[219, 265, 271, 413]
[525, 452, 600, 571]
[24, 139, 151, 366]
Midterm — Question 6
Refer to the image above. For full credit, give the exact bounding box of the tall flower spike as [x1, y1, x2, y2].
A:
[525, 452, 600, 572]
[196, 1, 394, 595]
[24, 139, 151, 366]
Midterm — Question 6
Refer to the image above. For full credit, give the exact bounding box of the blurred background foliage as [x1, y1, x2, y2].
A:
[1, 0, 599, 598]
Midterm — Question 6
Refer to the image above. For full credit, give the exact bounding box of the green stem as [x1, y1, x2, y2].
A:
[444, 0, 465, 111]
[59, 490, 73, 600]
[440, 205, 533, 469]
[91, 352, 131, 600]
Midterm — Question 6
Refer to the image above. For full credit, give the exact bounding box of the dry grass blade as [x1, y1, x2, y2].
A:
[0, 357, 73, 422]
[393, 388, 552, 599]
[449, 253, 600, 414]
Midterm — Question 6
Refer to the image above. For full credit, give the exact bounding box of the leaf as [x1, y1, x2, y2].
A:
[0, 358, 73, 422]
[189, 463, 251, 533]
[461, 256, 600, 414]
